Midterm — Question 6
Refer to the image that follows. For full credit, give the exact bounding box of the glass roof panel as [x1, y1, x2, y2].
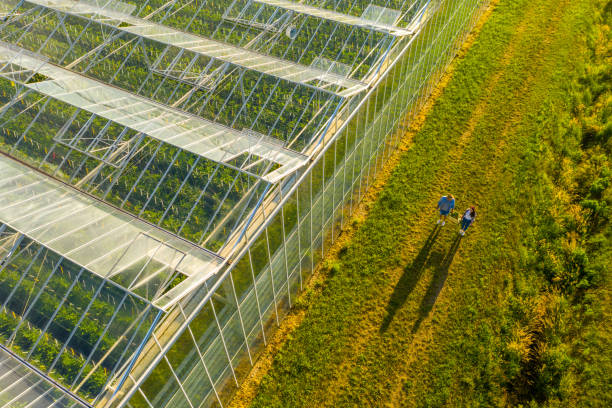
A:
[0, 347, 88, 408]
[0, 0, 20, 16]
[25, 0, 366, 97]
[0, 235, 163, 402]
[252, 0, 412, 36]
[0, 43, 307, 183]
[0, 155, 223, 302]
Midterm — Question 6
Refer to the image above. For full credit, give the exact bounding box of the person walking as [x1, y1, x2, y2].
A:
[436, 194, 455, 226]
[459, 206, 476, 236]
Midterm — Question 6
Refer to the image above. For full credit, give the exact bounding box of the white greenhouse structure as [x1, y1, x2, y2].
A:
[0, 0, 488, 407]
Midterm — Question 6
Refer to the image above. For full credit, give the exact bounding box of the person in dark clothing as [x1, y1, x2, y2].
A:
[459, 206, 476, 236]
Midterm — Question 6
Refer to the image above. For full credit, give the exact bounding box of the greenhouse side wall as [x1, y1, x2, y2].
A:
[126, 1, 490, 407]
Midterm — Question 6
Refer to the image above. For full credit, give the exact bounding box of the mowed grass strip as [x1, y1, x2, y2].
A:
[248, 0, 607, 406]
[247, 2, 529, 405]
[336, 0, 594, 405]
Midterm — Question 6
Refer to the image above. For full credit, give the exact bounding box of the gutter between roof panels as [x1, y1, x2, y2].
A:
[0, 343, 91, 408]
[108, 309, 163, 403]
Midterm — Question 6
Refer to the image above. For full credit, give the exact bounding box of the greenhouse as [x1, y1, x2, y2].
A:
[0, 0, 488, 407]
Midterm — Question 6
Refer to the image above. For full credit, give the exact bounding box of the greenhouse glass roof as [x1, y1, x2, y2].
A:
[0, 0, 442, 406]
[0, 346, 87, 408]
[250, 0, 413, 36]
[0, 154, 223, 303]
[25, 0, 367, 97]
[0, 43, 308, 183]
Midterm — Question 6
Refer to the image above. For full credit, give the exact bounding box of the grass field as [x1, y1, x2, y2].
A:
[230, 0, 612, 406]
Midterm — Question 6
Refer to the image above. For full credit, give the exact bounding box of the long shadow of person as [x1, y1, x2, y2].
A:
[411, 234, 462, 333]
[380, 225, 443, 333]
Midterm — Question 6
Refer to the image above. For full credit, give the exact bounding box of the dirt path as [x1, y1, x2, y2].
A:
[234, 0, 593, 406]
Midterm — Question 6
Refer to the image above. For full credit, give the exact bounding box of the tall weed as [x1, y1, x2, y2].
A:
[503, 1, 611, 404]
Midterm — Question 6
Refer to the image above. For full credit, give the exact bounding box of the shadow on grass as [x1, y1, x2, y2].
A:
[411, 233, 462, 333]
[380, 225, 443, 333]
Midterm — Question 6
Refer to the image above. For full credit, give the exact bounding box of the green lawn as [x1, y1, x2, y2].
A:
[238, 0, 612, 406]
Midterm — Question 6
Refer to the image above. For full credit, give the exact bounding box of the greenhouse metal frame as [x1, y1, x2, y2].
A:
[0, 0, 489, 407]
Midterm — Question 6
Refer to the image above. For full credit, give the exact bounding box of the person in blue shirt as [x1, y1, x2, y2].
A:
[436, 194, 455, 226]
[459, 206, 476, 236]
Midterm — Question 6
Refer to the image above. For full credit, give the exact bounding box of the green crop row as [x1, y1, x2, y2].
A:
[124, 0, 392, 80]
[3, 6, 338, 151]
[0, 77, 266, 251]
[0, 311, 108, 400]
[0, 237, 155, 400]
[0, 237, 150, 368]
